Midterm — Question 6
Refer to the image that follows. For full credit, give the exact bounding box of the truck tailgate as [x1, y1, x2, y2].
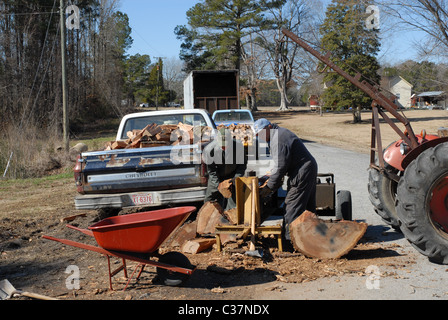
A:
[78, 145, 205, 194]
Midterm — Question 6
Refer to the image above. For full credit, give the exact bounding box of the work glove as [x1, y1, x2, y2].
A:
[218, 179, 234, 199]
[259, 185, 272, 198]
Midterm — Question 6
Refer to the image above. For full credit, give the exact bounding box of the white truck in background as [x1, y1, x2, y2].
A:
[73, 109, 216, 211]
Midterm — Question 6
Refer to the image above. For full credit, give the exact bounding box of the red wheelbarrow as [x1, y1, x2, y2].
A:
[43, 206, 197, 290]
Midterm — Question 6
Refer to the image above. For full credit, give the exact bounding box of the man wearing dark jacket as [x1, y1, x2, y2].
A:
[202, 128, 247, 210]
[255, 119, 318, 241]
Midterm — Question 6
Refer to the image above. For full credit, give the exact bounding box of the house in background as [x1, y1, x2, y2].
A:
[380, 76, 413, 109]
[412, 91, 447, 109]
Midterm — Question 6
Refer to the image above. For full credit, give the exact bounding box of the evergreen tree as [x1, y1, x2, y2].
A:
[175, 0, 284, 71]
[320, 0, 381, 123]
[147, 59, 169, 108]
[174, 25, 215, 72]
[123, 54, 152, 106]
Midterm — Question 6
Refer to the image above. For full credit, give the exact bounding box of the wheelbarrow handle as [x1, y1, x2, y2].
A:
[42, 235, 196, 276]
[66, 224, 94, 237]
[20, 291, 59, 300]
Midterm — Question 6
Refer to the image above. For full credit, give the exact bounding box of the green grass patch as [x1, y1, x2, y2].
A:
[0, 168, 73, 189]
[71, 135, 116, 152]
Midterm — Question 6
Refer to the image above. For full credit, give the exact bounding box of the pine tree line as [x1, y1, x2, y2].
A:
[0, 0, 131, 134]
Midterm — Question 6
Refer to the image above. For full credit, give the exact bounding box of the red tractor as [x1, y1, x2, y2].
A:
[283, 29, 448, 264]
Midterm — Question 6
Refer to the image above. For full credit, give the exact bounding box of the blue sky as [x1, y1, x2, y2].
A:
[119, 0, 425, 65]
[119, 0, 199, 59]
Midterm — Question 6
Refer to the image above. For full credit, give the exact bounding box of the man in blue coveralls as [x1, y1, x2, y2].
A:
[254, 119, 318, 242]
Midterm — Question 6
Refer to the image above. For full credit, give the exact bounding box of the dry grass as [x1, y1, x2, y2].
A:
[0, 123, 70, 179]
[254, 107, 448, 154]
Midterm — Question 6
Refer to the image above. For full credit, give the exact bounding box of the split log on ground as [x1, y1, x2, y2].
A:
[165, 220, 198, 248]
[289, 211, 367, 259]
[218, 179, 233, 199]
[182, 238, 216, 254]
[196, 201, 229, 235]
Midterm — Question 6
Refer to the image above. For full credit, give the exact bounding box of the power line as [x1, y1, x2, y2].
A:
[0, 11, 59, 16]
[130, 24, 165, 57]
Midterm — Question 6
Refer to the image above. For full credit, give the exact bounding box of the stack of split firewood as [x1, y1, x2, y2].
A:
[217, 123, 254, 146]
[104, 123, 213, 150]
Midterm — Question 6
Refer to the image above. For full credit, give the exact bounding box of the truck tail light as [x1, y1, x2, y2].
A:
[74, 155, 84, 193]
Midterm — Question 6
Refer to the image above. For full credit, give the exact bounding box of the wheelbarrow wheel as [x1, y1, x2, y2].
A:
[156, 252, 192, 286]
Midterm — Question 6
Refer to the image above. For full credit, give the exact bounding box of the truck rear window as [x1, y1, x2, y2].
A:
[121, 114, 208, 140]
[214, 111, 253, 122]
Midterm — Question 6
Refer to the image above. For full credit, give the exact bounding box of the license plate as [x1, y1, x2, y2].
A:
[131, 193, 155, 206]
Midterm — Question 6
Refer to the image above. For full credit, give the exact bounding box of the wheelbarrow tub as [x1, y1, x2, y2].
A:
[88, 206, 196, 253]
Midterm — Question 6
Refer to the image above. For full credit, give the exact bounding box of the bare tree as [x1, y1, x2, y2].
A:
[163, 57, 186, 104]
[240, 33, 270, 111]
[376, 0, 448, 59]
[256, 0, 321, 111]
[0, 0, 134, 178]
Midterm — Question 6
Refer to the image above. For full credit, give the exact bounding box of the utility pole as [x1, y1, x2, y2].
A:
[153, 57, 165, 111]
[60, 0, 69, 151]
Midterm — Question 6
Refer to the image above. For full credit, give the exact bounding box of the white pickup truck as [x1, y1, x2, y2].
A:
[73, 109, 216, 210]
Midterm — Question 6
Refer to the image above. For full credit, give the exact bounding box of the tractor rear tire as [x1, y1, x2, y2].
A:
[368, 166, 399, 229]
[396, 143, 448, 264]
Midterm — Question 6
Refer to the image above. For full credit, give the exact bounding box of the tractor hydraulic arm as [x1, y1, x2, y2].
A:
[282, 29, 419, 152]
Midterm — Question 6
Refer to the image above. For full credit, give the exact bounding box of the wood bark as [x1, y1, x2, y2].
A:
[290, 211, 367, 259]
[218, 179, 233, 199]
[182, 238, 216, 254]
[196, 201, 230, 235]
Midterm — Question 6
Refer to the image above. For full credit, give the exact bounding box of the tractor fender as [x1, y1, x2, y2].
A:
[401, 136, 448, 170]
[383, 140, 406, 171]
[383, 135, 446, 172]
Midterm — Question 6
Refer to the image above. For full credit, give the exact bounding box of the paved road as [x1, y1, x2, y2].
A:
[257, 142, 448, 300]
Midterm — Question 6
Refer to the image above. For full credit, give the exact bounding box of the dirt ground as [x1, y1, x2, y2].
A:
[0, 107, 447, 301]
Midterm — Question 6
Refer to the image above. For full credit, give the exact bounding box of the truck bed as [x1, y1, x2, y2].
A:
[75, 144, 207, 209]
[73, 109, 219, 211]
[77, 144, 204, 194]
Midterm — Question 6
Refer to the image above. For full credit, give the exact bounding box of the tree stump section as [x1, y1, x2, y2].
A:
[196, 201, 229, 235]
[218, 179, 233, 199]
[290, 211, 367, 259]
[166, 220, 198, 248]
